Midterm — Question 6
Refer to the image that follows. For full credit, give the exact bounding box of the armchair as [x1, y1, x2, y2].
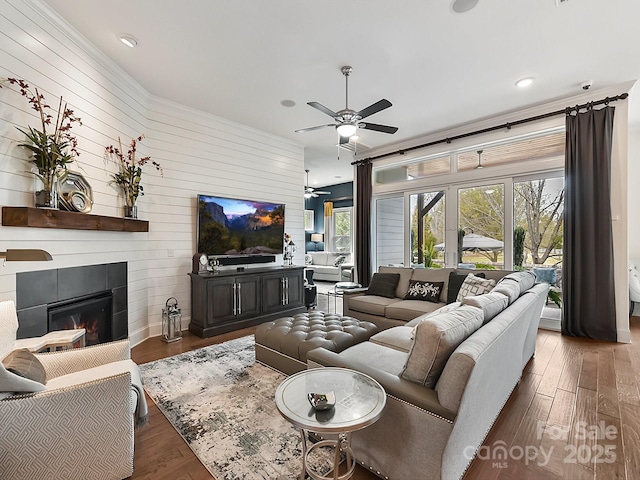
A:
[0, 300, 147, 480]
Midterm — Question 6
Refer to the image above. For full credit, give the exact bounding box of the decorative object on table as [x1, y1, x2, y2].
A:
[192, 253, 209, 274]
[104, 134, 162, 218]
[307, 391, 336, 411]
[310, 233, 323, 251]
[57, 170, 93, 213]
[161, 297, 182, 343]
[283, 233, 296, 265]
[1, 78, 82, 209]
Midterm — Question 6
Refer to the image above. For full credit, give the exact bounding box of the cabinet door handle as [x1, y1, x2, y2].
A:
[237, 282, 242, 315]
[232, 283, 237, 315]
[285, 277, 289, 304]
[281, 277, 286, 305]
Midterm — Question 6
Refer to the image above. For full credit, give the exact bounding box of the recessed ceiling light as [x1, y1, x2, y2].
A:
[119, 35, 138, 48]
[280, 99, 296, 108]
[515, 77, 535, 88]
[451, 0, 479, 13]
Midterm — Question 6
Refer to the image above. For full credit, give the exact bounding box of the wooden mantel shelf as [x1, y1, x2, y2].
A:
[2, 207, 149, 232]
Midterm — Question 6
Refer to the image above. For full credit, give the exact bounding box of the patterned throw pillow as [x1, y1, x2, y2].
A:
[404, 280, 444, 303]
[333, 255, 347, 267]
[2, 348, 46, 384]
[456, 274, 496, 302]
[447, 272, 486, 304]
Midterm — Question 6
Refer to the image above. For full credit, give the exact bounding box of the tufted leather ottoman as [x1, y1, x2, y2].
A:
[255, 311, 378, 375]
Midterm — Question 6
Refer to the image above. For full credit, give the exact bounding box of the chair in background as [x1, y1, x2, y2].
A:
[630, 260, 640, 316]
[0, 300, 147, 480]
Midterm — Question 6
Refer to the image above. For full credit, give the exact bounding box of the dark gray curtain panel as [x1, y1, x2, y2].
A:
[562, 106, 617, 341]
[355, 160, 373, 287]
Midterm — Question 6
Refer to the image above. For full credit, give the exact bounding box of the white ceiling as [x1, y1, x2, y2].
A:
[44, 0, 640, 188]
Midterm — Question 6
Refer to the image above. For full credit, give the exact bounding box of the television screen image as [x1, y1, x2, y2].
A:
[197, 194, 285, 256]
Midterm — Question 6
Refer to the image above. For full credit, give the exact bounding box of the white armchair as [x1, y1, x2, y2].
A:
[0, 300, 146, 480]
[631, 260, 640, 316]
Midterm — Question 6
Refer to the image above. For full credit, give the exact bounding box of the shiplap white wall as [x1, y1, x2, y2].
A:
[0, 0, 305, 345]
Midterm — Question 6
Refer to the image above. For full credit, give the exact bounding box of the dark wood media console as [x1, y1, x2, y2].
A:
[189, 266, 305, 338]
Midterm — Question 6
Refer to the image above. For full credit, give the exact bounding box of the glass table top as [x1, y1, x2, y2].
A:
[275, 367, 386, 433]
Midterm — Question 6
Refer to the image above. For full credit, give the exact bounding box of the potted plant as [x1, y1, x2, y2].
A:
[1, 78, 82, 208]
[104, 135, 162, 218]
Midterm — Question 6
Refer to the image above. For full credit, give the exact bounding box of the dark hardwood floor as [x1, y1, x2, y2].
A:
[130, 315, 640, 480]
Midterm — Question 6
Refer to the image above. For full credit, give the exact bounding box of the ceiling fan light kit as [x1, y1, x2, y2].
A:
[296, 65, 398, 143]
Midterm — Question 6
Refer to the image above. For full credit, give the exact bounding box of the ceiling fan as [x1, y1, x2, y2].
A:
[295, 66, 398, 144]
[304, 169, 330, 198]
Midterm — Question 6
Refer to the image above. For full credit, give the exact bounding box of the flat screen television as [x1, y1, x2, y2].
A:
[197, 194, 285, 256]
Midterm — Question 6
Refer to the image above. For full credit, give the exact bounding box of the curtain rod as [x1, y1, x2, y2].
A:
[353, 92, 628, 165]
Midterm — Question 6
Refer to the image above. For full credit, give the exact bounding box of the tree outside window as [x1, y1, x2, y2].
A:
[333, 208, 352, 253]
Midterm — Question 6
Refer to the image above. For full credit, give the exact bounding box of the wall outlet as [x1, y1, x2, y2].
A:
[168, 249, 174, 257]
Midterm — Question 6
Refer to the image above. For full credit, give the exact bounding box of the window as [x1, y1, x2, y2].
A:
[371, 129, 565, 270]
[513, 176, 564, 268]
[330, 207, 353, 253]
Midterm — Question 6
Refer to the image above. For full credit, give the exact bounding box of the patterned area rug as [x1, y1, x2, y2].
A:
[139, 336, 328, 480]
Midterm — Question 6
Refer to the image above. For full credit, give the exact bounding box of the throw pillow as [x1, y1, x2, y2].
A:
[305, 254, 312, 265]
[333, 255, 347, 267]
[456, 274, 496, 302]
[366, 273, 401, 298]
[2, 348, 46, 384]
[0, 355, 46, 394]
[447, 272, 486, 304]
[401, 305, 485, 388]
[404, 280, 444, 303]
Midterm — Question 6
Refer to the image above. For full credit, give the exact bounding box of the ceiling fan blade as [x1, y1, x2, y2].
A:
[295, 124, 336, 133]
[339, 135, 350, 145]
[315, 191, 331, 195]
[356, 99, 392, 120]
[308, 102, 338, 118]
[360, 122, 398, 134]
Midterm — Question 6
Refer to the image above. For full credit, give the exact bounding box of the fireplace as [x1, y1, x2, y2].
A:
[48, 292, 113, 346]
[15, 262, 128, 343]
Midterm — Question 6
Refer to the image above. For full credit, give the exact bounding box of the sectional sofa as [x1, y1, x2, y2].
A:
[343, 265, 511, 330]
[308, 268, 549, 480]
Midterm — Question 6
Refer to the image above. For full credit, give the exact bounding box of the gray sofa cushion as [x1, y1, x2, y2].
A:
[337, 341, 408, 376]
[411, 268, 455, 303]
[456, 274, 496, 302]
[369, 326, 415, 352]
[379, 266, 413, 298]
[498, 270, 536, 295]
[405, 302, 463, 327]
[348, 295, 398, 316]
[385, 300, 443, 321]
[492, 281, 520, 304]
[401, 305, 484, 388]
[462, 292, 509, 324]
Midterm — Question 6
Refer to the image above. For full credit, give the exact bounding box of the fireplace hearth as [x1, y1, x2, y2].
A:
[15, 262, 128, 343]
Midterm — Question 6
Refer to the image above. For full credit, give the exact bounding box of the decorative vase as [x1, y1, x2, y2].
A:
[124, 198, 138, 219]
[34, 176, 58, 209]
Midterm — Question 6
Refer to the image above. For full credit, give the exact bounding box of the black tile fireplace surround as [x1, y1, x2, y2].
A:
[15, 262, 128, 342]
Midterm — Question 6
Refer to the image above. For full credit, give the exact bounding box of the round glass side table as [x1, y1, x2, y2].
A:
[275, 367, 386, 480]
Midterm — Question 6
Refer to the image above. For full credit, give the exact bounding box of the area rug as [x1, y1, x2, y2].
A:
[139, 335, 329, 480]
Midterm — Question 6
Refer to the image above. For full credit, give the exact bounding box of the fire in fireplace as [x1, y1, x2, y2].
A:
[48, 292, 113, 346]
